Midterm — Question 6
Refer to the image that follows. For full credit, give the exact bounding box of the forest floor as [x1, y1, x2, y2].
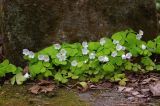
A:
[0, 72, 160, 106]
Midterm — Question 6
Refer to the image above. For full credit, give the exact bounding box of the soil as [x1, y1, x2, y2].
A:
[0, 84, 160, 106]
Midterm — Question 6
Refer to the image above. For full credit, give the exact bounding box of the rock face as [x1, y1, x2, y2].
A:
[2, 0, 157, 65]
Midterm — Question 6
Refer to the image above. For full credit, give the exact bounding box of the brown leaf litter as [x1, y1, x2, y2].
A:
[28, 80, 55, 94]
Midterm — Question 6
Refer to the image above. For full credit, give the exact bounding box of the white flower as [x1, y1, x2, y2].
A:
[56, 53, 67, 61]
[111, 51, 117, 57]
[139, 30, 143, 36]
[44, 55, 50, 62]
[28, 51, 35, 58]
[56, 53, 61, 58]
[82, 41, 88, 48]
[84, 60, 88, 63]
[122, 54, 126, 60]
[59, 55, 67, 61]
[122, 46, 126, 50]
[38, 55, 45, 61]
[71, 60, 78, 67]
[136, 34, 142, 40]
[98, 56, 109, 62]
[98, 56, 104, 62]
[24, 73, 30, 79]
[100, 38, 106, 46]
[82, 48, 89, 55]
[136, 30, 143, 40]
[103, 56, 109, 62]
[23, 49, 30, 56]
[89, 52, 96, 59]
[141, 44, 146, 50]
[113, 40, 119, 44]
[126, 53, 132, 59]
[60, 49, 67, 55]
[116, 44, 123, 51]
[54, 44, 61, 50]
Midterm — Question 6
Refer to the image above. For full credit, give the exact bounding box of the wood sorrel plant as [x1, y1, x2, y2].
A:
[1, 29, 160, 85]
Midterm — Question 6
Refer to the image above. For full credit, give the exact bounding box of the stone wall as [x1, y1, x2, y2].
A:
[2, 0, 158, 65]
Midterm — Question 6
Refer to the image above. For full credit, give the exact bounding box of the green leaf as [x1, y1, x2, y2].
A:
[61, 78, 68, 83]
[147, 41, 155, 49]
[141, 57, 155, 66]
[115, 57, 123, 66]
[79, 82, 88, 89]
[125, 62, 132, 70]
[126, 33, 137, 45]
[8, 64, 17, 73]
[54, 72, 68, 83]
[156, 65, 160, 71]
[71, 75, 79, 79]
[43, 62, 51, 67]
[39, 46, 58, 58]
[112, 31, 123, 41]
[29, 61, 44, 77]
[65, 48, 78, 56]
[103, 63, 115, 73]
[11, 73, 26, 85]
[146, 66, 154, 71]
[104, 39, 114, 48]
[44, 70, 53, 77]
[88, 42, 100, 51]
[119, 78, 128, 86]
[96, 49, 110, 56]
[16, 73, 26, 85]
[54, 58, 67, 65]
[11, 76, 16, 85]
[54, 72, 63, 81]
[1, 59, 9, 66]
[156, 44, 160, 53]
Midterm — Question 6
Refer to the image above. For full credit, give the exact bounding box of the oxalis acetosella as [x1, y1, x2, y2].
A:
[98, 56, 109, 62]
[56, 49, 67, 61]
[89, 52, 96, 59]
[111, 51, 118, 57]
[113, 40, 119, 44]
[17, 29, 160, 85]
[141, 44, 147, 50]
[38, 54, 50, 62]
[71, 60, 78, 67]
[82, 41, 88, 48]
[22, 49, 35, 59]
[116, 44, 125, 51]
[121, 53, 132, 60]
[23, 73, 30, 79]
[54, 43, 61, 50]
[136, 30, 143, 40]
[100, 38, 106, 46]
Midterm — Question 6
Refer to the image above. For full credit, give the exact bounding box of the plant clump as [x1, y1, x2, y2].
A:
[1, 29, 160, 85]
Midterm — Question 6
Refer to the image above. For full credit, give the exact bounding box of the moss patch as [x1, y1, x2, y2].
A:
[0, 85, 90, 106]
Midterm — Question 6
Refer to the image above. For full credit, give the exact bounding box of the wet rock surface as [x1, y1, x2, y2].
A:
[1, 0, 158, 65]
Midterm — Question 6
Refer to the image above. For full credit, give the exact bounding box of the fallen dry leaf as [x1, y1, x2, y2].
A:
[29, 85, 40, 94]
[141, 89, 150, 93]
[118, 86, 126, 92]
[124, 87, 134, 92]
[28, 80, 55, 94]
[149, 81, 160, 96]
[131, 91, 140, 96]
[141, 77, 159, 85]
[40, 85, 55, 93]
[136, 94, 145, 98]
[38, 80, 51, 86]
